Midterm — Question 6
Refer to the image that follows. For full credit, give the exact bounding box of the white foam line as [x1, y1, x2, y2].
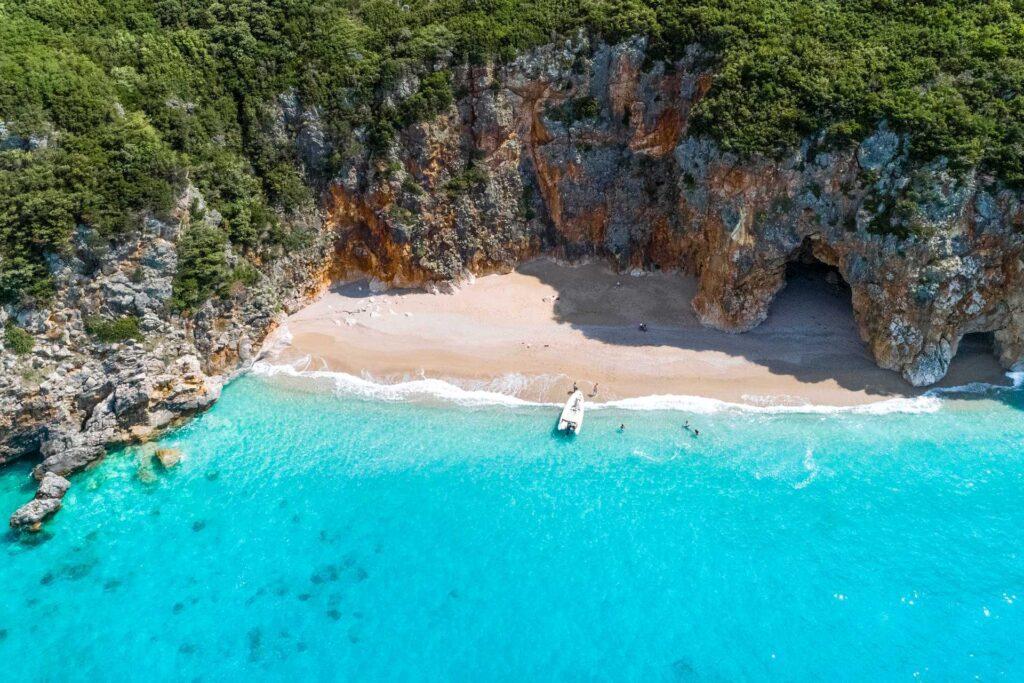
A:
[929, 370, 1024, 396]
[595, 393, 944, 415]
[250, 361, 548, 408]
[255, 322, 294, 361]
[245, 360, 1024, 415]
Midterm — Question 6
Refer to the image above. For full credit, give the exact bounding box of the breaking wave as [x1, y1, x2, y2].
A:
[596, 392, 944, 415]
[248, 357, 1023, 415]
[250, 360, 548, 408]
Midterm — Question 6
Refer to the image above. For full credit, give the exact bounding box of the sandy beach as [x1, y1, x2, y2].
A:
[263, 259, 1009, 406]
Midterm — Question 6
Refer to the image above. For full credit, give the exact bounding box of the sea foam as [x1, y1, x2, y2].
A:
[251, 360, 546, 408]
[244, 357, 1024, 415]
[251, 321, 1023, 415]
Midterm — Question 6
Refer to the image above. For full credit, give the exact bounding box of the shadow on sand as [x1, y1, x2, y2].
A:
[517, 258, 1014, 403]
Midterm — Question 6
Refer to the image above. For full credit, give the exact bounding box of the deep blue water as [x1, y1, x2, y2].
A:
[2, 375, 1023, 680]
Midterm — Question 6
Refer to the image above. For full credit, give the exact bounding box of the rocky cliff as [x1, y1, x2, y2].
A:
[3, 35, 1024, 529]
[1, 183, 330, 530]
[327, 36, 1024, 385]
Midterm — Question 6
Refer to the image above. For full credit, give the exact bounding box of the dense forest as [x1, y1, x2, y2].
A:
[2, 0, 1023, 310]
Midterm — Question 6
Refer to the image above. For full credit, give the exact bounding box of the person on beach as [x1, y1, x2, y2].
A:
[589, 383, 599, 397]
[570, 381, 578, 395]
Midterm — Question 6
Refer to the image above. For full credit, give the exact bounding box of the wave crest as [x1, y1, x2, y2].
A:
[239, 359, 1024, 415]
[598, 393, 943, 415]
[250, 360, 546, 408]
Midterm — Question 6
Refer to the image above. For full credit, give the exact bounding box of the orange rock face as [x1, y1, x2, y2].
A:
[322, 37, 1024, 385]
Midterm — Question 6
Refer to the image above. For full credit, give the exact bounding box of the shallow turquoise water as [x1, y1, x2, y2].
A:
[2, 375, 1024, 680]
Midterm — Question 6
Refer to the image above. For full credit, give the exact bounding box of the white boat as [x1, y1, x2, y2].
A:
[558, 390, 585, 434]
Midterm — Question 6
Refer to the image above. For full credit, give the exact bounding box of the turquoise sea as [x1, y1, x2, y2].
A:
[2, 371, 1023, 680]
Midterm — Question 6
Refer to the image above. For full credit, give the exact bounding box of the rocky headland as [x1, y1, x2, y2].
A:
[3, 36, 1023, 529]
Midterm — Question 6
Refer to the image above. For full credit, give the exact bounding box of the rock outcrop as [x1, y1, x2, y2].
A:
[2, 185, 331, 530]
[10, 472, 70, 531]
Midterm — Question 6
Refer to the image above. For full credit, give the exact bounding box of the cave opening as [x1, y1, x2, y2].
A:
[957, 331, 996, 356]
[946, 330, 1006, 385]
[764, 237, 859, 336]
[783, 239, 851, 300]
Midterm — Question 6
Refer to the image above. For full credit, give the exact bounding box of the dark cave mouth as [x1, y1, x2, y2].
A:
[784, 242, 851, 300]
[959, 331, 996, 355]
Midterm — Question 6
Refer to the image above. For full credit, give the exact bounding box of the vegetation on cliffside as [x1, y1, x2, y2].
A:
[2, 0, 1023, 308]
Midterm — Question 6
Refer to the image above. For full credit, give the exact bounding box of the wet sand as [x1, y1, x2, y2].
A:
[263, 259, 1010, 406]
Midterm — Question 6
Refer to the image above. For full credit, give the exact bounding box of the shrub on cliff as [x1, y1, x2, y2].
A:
[84, 315, 143, 344]
[399, 71, 454, 127]
[170, 226, 230, 313]
[0, 149, 78, 304]
[445, 165, 489, 196]
[547, 96, 602, 124]
[3, 322, 34, 355]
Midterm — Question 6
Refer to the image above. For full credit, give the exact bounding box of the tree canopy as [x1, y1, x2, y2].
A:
[2, 0, 1023, 306]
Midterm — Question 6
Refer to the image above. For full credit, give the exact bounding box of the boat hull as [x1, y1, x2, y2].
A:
[558, 391, 585, 434]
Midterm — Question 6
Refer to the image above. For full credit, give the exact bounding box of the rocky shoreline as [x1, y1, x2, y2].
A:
[4, 36, 1024, 530]
[1, 187, 331, 530]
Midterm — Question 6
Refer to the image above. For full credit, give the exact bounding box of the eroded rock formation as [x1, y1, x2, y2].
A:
[2, 186, 330, 530]
[9, 472, 70, 531]
[325, 36, 1024, 386]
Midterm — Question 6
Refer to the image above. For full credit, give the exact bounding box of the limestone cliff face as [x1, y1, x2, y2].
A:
[0, 185, 330, 529]
[325, 37, 1024, 386]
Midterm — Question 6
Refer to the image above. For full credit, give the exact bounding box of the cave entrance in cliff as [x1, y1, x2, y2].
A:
[783, 239, 851, 301]
[958, 331, 996, 357]
[771, 237, 857, 334]
[948, 331, 1003, 382]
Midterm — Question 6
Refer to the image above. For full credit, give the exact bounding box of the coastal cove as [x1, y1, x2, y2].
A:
[2, 372, 1023, 679]
[267, 259, 1013, 407]
[5, 2, 1024, 678]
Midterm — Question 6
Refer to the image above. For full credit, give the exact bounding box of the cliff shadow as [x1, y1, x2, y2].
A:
[522, 258, 1013, 401]
[328, 280, 413, 300]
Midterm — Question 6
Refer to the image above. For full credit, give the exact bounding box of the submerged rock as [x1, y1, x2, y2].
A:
[155, 448, 183, 468]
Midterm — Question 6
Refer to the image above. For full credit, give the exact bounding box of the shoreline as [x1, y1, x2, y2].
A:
[260, 259, 1014, 409]
[249, 359, 1023, 415]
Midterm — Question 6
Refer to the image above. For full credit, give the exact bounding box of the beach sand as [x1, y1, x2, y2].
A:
[264, 259, 1010, 406]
